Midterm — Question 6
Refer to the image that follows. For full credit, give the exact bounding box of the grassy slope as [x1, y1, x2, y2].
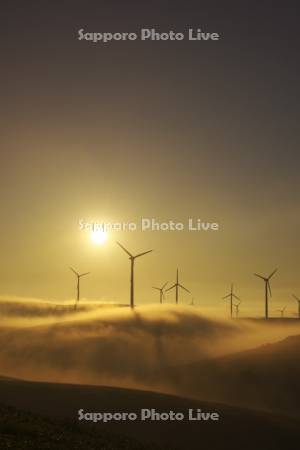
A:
[177, 334, 300, 416]
[0, 403, 161, 450]
[0, 378, 300, 450]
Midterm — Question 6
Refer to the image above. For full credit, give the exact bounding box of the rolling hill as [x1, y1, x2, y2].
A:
[0, 377, 299, 450]
[176, 334, 300, 416]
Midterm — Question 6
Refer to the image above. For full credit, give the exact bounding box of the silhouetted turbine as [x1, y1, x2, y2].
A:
[165, 269, 190, 304]
[254, 269, 277, 319]
[116, 242, 153, 309]
[233, 299, 241, 318]
[223, 284, 240, 319]
[152, 282, 168, 304]
[292, 295, 300, 319]
[69, 267, 90, 310]
[276, 306, 287, 318]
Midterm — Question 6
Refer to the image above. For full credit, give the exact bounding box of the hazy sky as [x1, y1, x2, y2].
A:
[1, 1, 299, 315]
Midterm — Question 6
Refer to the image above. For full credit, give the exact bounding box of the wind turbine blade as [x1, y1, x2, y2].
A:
[292, 294, 300, 302]
[165, 284, 176, 292]
[268, 268, 278, 280]
[254, 273, 266, 280]
[152, 287, 160, 291]
[80, 272, 90, 277]
[69, 267, 79, 276]
[232, 294, 240, 301]
[116, 241, 133, 257]
[223, 294, 231, 299]
[267, 281, 272, 297]
[178, 283, 190, 293]
[161, 281, 168, 290]
[134, 250, 153, 258]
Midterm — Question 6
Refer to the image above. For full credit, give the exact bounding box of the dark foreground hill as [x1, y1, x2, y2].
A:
[0, 403, 157, 450]
[0, 378, 299, 450]
[176, 334, 300, 416]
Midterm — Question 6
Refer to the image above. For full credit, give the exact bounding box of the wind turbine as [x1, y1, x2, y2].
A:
[292, 295, 300, 318]
[116, 242, 153, 309]
[276, 306, 287, 318]
[165, 269, 190, 304]
[254, 269, 277, 319]
[152, 282, 168, 304]
[233, 299, 241, 318]
[223, 284, 240, 319]
[69, 267, 90, 310]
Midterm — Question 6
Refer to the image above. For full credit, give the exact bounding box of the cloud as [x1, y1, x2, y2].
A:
[0, 298, 299, 404]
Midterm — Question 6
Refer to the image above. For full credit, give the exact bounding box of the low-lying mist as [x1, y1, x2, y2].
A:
[0, 298, 299, 401]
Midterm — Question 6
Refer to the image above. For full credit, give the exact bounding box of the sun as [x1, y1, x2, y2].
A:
[90, 229, 108, 245]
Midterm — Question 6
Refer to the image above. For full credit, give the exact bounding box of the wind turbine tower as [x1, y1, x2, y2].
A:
[152, 282, 168, 304]
[117, 242, 153, 309]
[69, 267, 90, 310]
[223, 284, 240, 319]
[233, 299, 241, 318]
[254, 269, 277, 319]
[277, 306, 287, 318]
[165, 269, 190, 304]
[292, 295, 300, 319]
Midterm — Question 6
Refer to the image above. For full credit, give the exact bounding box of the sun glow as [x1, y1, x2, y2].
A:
[90, 229, 108, 245]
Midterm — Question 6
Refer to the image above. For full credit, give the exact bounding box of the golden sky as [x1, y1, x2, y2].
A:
[0, 2, 299, 317]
